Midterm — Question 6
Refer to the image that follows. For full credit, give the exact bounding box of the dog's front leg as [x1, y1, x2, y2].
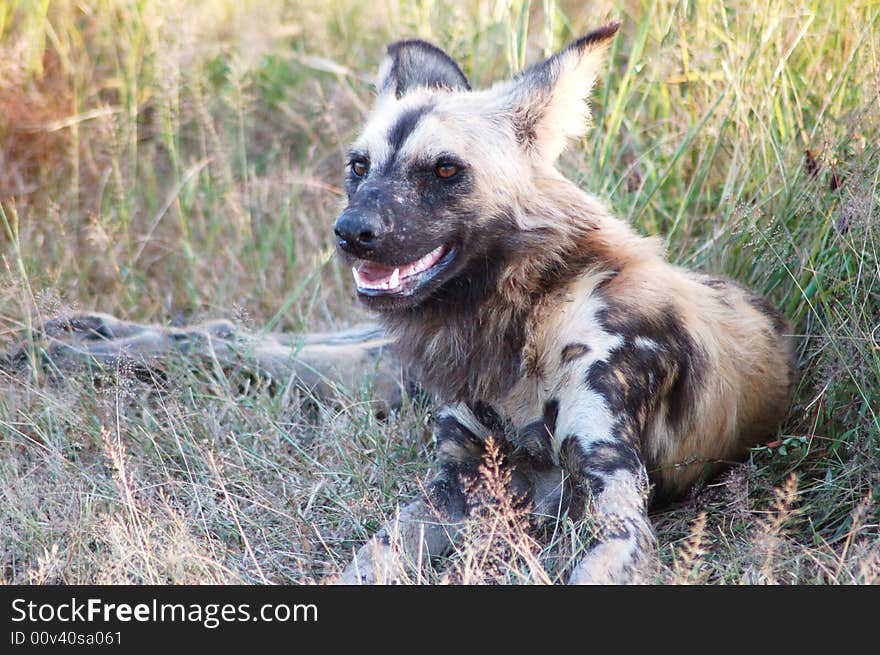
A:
[555, 394, 656, 584]
[335, 473, 467, 584]
[337, 403, 494, 584]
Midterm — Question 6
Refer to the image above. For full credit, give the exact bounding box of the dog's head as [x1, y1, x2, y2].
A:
[334, 22, 620, 311]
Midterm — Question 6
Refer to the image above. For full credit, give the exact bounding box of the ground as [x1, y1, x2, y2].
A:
[0, 0, 878, 584]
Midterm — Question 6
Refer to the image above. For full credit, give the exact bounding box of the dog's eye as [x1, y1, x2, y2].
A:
[350, 159, 369, 178]
[435, 163, 459, 179]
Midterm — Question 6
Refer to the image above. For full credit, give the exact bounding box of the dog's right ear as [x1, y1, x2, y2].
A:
[376, 40, 471, 99]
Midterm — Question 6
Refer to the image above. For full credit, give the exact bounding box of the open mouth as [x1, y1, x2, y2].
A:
[351, 244, 454, 296]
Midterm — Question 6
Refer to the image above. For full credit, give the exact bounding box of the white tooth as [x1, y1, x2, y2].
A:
[390, 268, 400, 288]
[352, 267, 361, 286]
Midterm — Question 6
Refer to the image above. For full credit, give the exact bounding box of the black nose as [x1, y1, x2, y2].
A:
[334, 209, 388, 254]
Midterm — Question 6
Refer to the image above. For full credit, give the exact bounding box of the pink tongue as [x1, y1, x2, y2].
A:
[357, 261, 396, 283]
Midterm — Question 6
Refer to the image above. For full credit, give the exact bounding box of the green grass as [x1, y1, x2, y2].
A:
[1, 0, 878, 584]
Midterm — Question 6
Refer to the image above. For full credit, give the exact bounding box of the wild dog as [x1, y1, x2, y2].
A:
[9, 22, 795, 585]
[332, 21, 796, 584]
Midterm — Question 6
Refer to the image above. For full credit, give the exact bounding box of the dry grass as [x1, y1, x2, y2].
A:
[1, 0, 878, 584]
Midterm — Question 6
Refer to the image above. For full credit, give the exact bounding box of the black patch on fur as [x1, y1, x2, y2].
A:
[384, 40, 471, 98]
[426, 474, 468, 520]
[386, 104, 433, 164]
[561, 342, 592, 364]
[543, 399, 559, 433]
[471, 401, 507, 437]
[582, 440, 642, 476]
[592, 301, 707, 441]
[559, 436, 644, 499]
[585, 361, 627, 418]
[435, 412, 485, 470]
[514, 399, 558, 467]
[435, 413, 481, 443]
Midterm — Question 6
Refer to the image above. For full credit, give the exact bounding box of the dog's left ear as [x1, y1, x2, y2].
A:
[499, 21, 620, 163]
[376, 40, 471, 99]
